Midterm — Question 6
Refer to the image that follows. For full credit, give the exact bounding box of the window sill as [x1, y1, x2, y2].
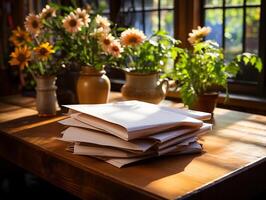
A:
[167, 91, 266, 115]
[110, 79, 266, 115]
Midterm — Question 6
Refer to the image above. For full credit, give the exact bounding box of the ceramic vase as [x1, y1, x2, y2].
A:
[35, 76, 59, 117]
[76, 66, 110, 104]
[121, 72, 169, 104]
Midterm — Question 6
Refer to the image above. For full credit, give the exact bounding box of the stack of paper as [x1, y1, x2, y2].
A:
[59, 100, 212, 168]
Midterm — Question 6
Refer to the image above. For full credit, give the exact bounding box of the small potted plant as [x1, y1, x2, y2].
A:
[167, 26, 263, 113]
[118, 28, 179, 104]
[9, 5, 63, 116]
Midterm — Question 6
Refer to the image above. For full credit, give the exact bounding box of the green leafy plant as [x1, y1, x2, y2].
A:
[118, 29, 180, 73]
[167, 26, 263, 107]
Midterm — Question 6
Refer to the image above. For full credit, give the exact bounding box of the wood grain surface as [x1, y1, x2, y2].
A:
[0, 93, 265, 200]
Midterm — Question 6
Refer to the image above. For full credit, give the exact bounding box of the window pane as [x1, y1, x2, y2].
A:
[204, 0, 222, 6]
[205, 9, 223, 46]
[122, 0, 142, 11]
[246, 0, 261, 5]
[144, 0, 158, 9]
[145, 11, 159, 36]
[122, 12, 144, 30]
[161, 0, 174, 8]
[225, 8, 243, 61]
[161, 10, 174, 36]
[246, 7, 260, 54]
[225, 0, 243, 6]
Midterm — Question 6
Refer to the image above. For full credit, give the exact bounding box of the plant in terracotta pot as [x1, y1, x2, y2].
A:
[167, 26, 263, 113]
[61, 8, 122, 104]
[118, 28, 180, 104]
[9, 5, 65, 116]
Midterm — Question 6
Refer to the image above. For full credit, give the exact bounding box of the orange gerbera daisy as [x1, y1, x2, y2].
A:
[25, 13, 42, 35]
[74, 8, 90, 27]
[39, 5, 56, 19]
[9, 46, 31, 69]
[120, 28, 146, 47]
[62, 13, 83, 33]
[99, 34, 115, 53]
[9, 27, 31, 46]
[108, 40, 123, 58]
[188, 26, 211, 44]
[95, 15, 110, 32]
[34, 42, 55, 61]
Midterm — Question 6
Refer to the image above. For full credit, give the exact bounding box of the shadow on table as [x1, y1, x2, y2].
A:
[120, 153, 202, 186]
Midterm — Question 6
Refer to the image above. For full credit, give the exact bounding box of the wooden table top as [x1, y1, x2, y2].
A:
[0, 93, 265, 200]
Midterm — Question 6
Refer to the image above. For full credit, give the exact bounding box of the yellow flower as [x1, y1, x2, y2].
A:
[74, 8, 90, 27]
[108, 40, 123, 58]
[24, 13, 42, 35]
[120, 28, 146, 47]
[188, 26, 211, 44]
[34, 42, 55, 61]
[99, 34, 115, 53]
[62, 13, 83, 33]
[95, 15, 111, 33]
[9, 46, 31, 69]
[39, 5, 56, 19]
[9, 27, 31, 46]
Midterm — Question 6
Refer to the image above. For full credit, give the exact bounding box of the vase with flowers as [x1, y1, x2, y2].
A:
[166, 26, 263, 113]
[61, 8, 122, 104]
[118, 28, 179, 104]
[9, 5, 64, 116]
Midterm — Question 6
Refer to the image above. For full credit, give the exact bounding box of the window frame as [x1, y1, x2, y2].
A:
[110, 0, 174, 36]
[201, 0, 266, 97]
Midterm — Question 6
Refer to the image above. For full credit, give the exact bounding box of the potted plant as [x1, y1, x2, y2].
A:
[9, 5, 64, 116]
[59, 7, 122, 104]
[118, 28, 179, 104]
[167, 26, 263, 113]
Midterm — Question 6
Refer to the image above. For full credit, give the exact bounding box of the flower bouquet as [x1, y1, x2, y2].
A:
[9, 5, 64, 116]
[59, 7, 123, 103]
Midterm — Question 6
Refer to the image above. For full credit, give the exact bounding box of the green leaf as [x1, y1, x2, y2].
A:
[255, 58, 263, 72]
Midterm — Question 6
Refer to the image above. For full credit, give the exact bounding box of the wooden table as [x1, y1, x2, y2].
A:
[0, 93, 266, 200]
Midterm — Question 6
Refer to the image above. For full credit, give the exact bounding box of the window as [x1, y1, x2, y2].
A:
[116, 0, 174, 36]
[203, 0, 264, 95]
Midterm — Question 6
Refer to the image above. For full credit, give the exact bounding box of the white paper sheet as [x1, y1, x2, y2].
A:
[161, 106, 212, 121]
[59, 116, 105, 132]
[61, 127, 156, 152]
[149, 123, 212, 142]
[72, 137, 199, 158]
[64, 101, 203, 140]
[97, 141, 203, 168]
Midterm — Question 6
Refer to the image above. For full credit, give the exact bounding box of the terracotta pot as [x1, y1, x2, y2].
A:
[35, 76, 59, 117]
[121, 72, 169, 104]
[190, 93, 219, 113]
[77, 66, 110, 104]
